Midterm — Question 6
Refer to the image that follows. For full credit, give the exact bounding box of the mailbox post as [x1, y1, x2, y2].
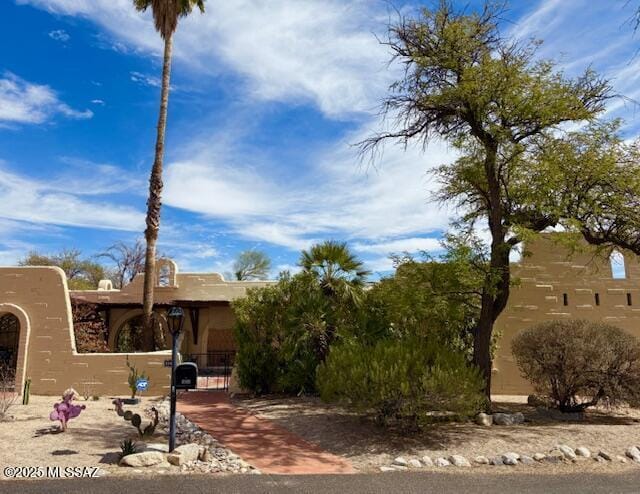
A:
[166, 306, 185, 453]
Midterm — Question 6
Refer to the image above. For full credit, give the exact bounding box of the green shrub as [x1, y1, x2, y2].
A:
[317, 338, 486, 429]
[512, 320, 640, 412]
[233, 272, 347, 394]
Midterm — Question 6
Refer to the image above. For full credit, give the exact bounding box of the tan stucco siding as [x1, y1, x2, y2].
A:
[0, 266, 171, 396]
[492, 235, 640, 395]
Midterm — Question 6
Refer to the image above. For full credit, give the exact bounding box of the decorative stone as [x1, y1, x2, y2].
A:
[502, 452, 520, 463]
[512, 412, 525, 424]
[533, 453, 546, 461]
[408, 459, 422, 468]
[421, 456, 434, 467]
[140, 443, 170, 453]
[434, 457, 451, 467]
[597, 450, 613, 461]
[489, 456, 504, 466]
[199, 448, 211, 462]
[167, 443, 201, 466]
[519, 455, 535, 465]
[594, 456, 606, 463]
[474, 456, 490, 465]
[476, 413, 493, 426]
[380, 466, 396, 472]
[616, 456, 628, 464]
[393, 457, 408, 467]
[449, 455, 470, 467]
[556, 445, 576, 460]
[546, 450, 565, 463]
[119, 451, 165, 467]
[575, 447, 591, 458]
[492, 413, 514, 426]
[625, 446, 640, 462]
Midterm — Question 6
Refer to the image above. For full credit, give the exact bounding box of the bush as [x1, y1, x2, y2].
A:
[233, 273, 342, 394]
[317, 338, 486, 429]
[512, 320, 640, 412]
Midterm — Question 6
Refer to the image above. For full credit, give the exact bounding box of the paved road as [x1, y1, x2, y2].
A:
[3, 471, 640, 494]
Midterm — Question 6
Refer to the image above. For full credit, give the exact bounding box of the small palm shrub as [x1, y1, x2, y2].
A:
[512, 320, 640, 412]
[317, 338, 485, 430]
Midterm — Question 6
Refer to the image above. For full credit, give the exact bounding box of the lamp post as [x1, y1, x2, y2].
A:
[166, 306, 184, 452]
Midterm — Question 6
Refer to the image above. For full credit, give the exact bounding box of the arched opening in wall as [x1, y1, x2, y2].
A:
[115, 315, 149, 353]
[610, 250, 627, 279]
[158, 264, 171, 287]
[0, 313, 20, 389]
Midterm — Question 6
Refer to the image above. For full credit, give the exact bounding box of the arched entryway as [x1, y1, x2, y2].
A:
[0, 312, 21, 390]
[110, 310, 172, 352]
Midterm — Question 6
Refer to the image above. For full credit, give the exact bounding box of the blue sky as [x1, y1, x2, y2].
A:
[1, 0, 640, 278]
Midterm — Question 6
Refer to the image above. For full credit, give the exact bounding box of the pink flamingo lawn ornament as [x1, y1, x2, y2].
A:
[49, 388, 86, 431]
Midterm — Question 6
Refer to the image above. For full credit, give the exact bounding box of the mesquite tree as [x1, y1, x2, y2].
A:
[134, 0, 205, 349]
[361, 2, 640, 399]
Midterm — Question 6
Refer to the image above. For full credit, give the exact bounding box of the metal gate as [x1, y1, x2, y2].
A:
[184, 351, 235, 391]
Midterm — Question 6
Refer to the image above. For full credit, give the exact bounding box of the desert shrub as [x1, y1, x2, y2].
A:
[512, 319, 640, 412]
[317, 338, 486, 429]
[0, 363, 17, 420]
[357, 235, 490, 359]
[233, 273, 337, 394]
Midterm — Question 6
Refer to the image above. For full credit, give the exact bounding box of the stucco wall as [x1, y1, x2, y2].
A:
[493, 235, 640, 395]
[0, 266, 171, 396]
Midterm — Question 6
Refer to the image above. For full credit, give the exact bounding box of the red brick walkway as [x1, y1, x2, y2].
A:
[177, 392, 355, 474]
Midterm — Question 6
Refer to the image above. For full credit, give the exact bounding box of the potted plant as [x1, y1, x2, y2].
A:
[124, 357, 148, 405]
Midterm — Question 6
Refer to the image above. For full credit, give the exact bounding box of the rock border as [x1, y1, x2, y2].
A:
[381, 444, 640, 472]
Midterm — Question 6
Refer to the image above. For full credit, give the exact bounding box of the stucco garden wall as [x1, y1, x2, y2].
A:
[0, 266, 171, 396]
[493, 235, 640, 395]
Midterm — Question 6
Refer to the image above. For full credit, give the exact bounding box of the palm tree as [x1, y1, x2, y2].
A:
[134, 0, 205, 349]
[299, 241, 370, 362]
[300, 240, 370, 300]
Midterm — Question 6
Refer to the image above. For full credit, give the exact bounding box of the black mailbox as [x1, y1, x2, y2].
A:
[174, 362, 198, 390]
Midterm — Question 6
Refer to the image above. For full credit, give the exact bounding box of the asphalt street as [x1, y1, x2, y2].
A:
[3, 471, 640, 494]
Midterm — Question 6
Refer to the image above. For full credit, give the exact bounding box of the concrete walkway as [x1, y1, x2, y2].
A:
[177, 392, 356, 475]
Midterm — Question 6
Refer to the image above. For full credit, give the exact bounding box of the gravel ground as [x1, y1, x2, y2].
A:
[234, 395, 640, 473]
[0, 394, 249, 479]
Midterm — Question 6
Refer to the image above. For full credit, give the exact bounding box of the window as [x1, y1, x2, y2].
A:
[595, 293, 600, 306]
[628, 293, 633, 306]
[610, 250, 626, 279]
[158, 264, 171, 287]
[563, 293, 568, 306]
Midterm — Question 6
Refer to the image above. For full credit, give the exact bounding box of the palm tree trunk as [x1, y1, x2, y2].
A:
[142, 33, 173, 350]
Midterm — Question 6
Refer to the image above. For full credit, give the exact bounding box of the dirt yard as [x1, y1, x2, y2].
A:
[234, 395, 640, 473]
[0, 394, 173, 479]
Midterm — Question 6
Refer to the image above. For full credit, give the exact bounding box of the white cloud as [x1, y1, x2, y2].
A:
[353, 237, 442, 255]
[162, 121, 455, 251]
[0, 72, 92, 124]
[91, 99, 105, 105]
[48, 28, 70, 42]
[0, 165, 143, 231]
[19, 0, 392, 117]
[130, 71, 160, 88]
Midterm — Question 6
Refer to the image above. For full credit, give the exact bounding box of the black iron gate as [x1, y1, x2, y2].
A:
[184, 351, 235, 391]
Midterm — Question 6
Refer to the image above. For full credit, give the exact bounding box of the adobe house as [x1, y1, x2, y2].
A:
[492, 234, 640, 394]
[1, 235, 639, 397]
[0, 259, 270, 396]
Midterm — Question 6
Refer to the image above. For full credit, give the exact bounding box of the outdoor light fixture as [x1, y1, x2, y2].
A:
[166, 305, 184, 452]
[167, 306, 185, 336]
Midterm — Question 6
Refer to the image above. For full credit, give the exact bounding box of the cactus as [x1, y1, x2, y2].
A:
[22, 378, 31, 405]
[50, 388, 86, 431]
[112, 398, 159, 438]
[125, 357, 148, 400]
